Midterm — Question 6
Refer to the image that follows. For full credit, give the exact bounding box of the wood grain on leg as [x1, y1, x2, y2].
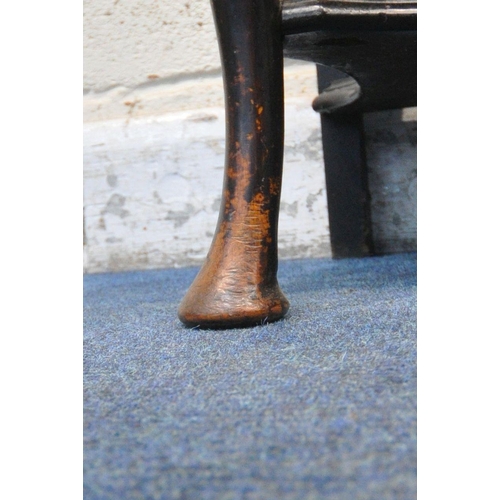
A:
[178, 0, 289, 328]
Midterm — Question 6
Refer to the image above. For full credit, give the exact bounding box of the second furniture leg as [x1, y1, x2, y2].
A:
[178, 0, 289, 328]
[317, 66, 374, 258]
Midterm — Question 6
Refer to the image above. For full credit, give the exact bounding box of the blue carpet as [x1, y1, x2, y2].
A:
[84, 253, 417, 500]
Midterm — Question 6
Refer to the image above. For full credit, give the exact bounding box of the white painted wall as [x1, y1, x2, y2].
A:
[83, 0, 416, 273]
[83, 0, 319, 122]
[83, 0, 330, 273]
[84, 0, 219, 92]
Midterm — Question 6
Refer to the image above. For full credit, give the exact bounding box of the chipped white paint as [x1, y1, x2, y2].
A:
[83, 1, 331, 274]
[83, 16, 334, 275]
[83, 0, 416, 273]
[83, 97, 331, 273]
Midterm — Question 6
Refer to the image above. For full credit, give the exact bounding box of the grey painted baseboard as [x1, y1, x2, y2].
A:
[365, 107, 417, 254]
[83, 102, 416, 273]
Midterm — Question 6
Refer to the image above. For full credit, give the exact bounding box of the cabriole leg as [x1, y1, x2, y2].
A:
[178, 0, 289, 328]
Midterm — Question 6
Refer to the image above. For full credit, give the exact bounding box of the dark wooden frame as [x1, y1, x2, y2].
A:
[179, 0, 417, 329]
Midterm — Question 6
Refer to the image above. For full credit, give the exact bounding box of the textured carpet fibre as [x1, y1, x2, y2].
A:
[84, 253, 417, 500]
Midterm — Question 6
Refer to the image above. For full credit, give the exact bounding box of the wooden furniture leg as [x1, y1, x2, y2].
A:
[316, 66, 374, 258]
[178, 0, 289, 328]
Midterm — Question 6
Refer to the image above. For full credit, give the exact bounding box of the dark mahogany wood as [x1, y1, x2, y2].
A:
[178, 0, 289, 328]
[282, 0, 416, 34]
[281, 0, 416, 259]
[285, 30, 417, 113]
[179, 0, 416, 329]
